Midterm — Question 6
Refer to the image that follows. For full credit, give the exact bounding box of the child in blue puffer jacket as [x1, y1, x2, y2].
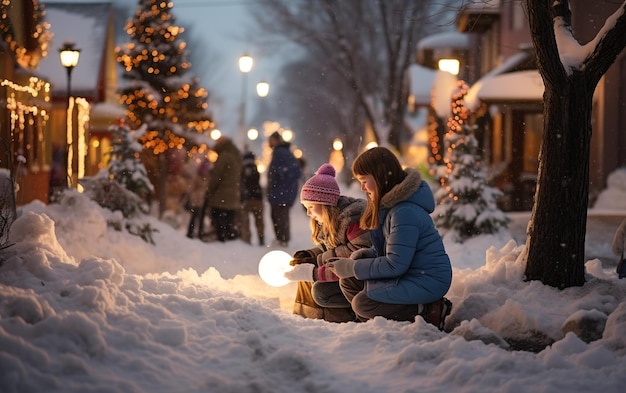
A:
[327, 147, 453, 330]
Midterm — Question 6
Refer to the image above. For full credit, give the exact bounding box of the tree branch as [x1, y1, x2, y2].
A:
[583, 1, 626, 87]
[524, 0, 567, 89]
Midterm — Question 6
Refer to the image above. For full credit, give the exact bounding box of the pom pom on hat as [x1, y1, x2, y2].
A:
[300, 164, 340, 206]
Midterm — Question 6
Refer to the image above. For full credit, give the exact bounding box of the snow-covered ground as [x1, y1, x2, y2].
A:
[1, 170, 625, 393]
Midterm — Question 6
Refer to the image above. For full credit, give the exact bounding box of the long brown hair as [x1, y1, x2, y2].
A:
[351, 147, 406, 229]
[309, 204, 341, 248]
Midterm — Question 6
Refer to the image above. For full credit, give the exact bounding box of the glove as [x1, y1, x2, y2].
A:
[316, 265, 340, 282]
[327, 258, 356, 279]
[290, 249, 316, 266]
[284, 263, 315, 282]
[350, 248, 376, 260]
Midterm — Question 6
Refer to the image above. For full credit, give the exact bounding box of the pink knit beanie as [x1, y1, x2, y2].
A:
[300, 164, 340, 206]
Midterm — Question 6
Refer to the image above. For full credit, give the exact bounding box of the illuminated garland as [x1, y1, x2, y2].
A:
[0, 0, 51, 69]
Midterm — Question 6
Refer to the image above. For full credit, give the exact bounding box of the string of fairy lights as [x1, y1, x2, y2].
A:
[439, 80, 470, 196]
[1, 0, 52, 175]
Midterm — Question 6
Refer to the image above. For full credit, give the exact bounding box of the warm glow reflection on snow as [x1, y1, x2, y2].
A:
[258, 250, 293, 287]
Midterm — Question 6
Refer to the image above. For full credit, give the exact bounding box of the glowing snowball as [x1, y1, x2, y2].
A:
[258, 250, 293, 287]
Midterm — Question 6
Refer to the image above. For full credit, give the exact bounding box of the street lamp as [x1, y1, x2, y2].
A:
[282, 129, 294, 143]
[238, 53, 254, 150]
[256, 81, 270, 98]
[329, 138, 345, 174]
[59, 41, 81, 188]
[210, 129, 222, 140]
[247, 128, 259, 141]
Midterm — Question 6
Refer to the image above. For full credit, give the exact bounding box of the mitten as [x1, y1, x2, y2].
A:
[316, 265, 340, 282]
[319, 249, 337, 264]
[290, 249, 316, 266]
[350, 247, 376, 260]
[284, 263, 315, 282]
[327, 258, 356, 278]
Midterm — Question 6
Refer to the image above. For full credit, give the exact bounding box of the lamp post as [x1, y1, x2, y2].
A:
[59, 41, 81, 188]
[238, 53, 254, 150]
[329, 138, 345, 175]
[256, 81, 270, 98]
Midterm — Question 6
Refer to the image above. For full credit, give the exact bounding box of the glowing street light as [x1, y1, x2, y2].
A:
[247, 128, 259, 141]
[330, 138, 345, 174]
[282, 129, 294, 143]
[238, 53, 254, 149]
[59, 41, 81, 188]
[256, 81, 270, 98]
[332, 138, 343, 151]
[210, 129, 222, 140]
[239, 53, 254, 74]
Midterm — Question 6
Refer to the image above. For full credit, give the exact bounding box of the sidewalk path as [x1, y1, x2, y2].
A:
[507, 210, 626, 270]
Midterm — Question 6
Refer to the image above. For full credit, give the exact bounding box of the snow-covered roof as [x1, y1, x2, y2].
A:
[465, 70, 544, 110]
[38, 2, 112, 98]
[408, 64, 439, 105]
[462, 0, 501, 12]
[465, 51, 541, 110]
[91, 101, 125, 118]
[432, 71, 459, 119]
[417, 31, 470, 51]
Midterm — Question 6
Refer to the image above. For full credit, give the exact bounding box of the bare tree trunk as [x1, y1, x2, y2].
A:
[524, 71, 590, 287]
[523, 0, 626, 288]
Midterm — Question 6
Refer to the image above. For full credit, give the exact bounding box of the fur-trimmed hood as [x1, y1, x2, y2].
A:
[379, 168, 434, 213]
[334, 196, 367, 243]
[314, 196, 366, 246]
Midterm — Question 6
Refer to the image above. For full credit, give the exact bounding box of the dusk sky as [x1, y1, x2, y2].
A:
[43, 0, 284, 138]
[174, 0, 282, 136]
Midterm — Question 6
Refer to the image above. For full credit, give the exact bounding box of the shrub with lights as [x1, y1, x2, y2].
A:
[76, 120, 158, 244]
[433, 81, 509, 242]
[107, 119, 154, 209]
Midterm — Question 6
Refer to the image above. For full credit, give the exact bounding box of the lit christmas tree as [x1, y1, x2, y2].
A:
[115, 0, 212, 215]
[433, 81, 509, 242]
[108, 119, 154, 206]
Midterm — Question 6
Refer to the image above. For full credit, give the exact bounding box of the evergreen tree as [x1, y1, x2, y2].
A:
[433, 81, 509, 242]
[108, 119, 154, 207]
[176, 76, 214, 148]
[77, 120, 158, 243]
[115, 0, 212, 216]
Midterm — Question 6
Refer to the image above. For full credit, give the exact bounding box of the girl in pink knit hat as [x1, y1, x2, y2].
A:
[282, 163, 372, 323]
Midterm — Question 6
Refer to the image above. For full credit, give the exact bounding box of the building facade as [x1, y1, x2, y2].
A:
[0, 0, 53, 205]
[417, 1, 626, 211]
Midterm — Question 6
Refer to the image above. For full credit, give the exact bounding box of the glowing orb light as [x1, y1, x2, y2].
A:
[258, 250, 293, 287]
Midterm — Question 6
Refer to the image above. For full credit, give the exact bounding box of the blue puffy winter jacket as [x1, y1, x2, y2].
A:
[353, 169, 452, 304]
